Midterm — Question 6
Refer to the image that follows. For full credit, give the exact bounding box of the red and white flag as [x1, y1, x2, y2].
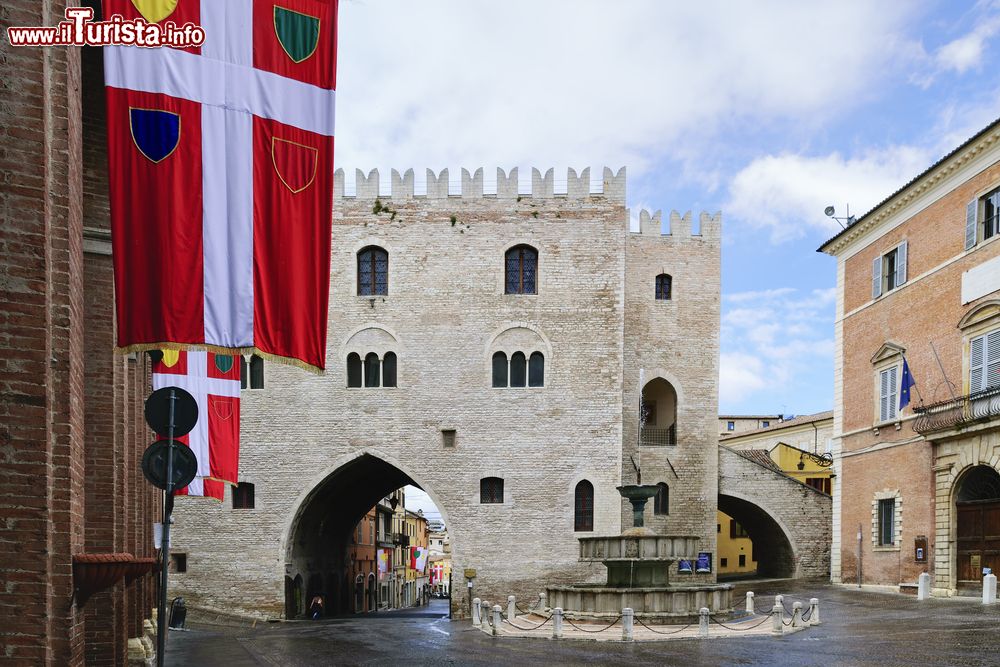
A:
[178, 476, 226, 501]
[104, 0, 338, 372]
[152, 349, 241, 485]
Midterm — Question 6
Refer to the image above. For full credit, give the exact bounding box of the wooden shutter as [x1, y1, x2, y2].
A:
[966, 199, 978, 250]
[888, 366, 898, 421]
[971, 335, 985, 394]
[880, 366, 898, 422]
[895, 241, 907, 286]
[872, 255, 882, 299]
[987, 330, 1000, 391]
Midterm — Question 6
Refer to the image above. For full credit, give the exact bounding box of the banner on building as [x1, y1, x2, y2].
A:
[410, 547, 428, 573]
[152, 349, 240, 484]
[378, 549, 390, 578]
[177, 476, 225, 501]
[103, 0, 339, 373]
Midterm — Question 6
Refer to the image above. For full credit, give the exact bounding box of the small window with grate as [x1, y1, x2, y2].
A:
[504, 245, 538, 294]
[441, 429, 456, 448]
[480, 477, 504, 504]
[232, 482, 255, 509]
[358, 246, 389, 296]
[655, 273, 672, 300]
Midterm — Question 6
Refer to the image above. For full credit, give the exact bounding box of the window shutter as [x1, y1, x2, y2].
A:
[879, 369, 889, 422]
[872, 255, 882, 299]
[971, 335, 985, 393]
[888, 365, 898, 421]
[987, 331, 1000, 391]
[895, 241, 907, 286]
[967, 199, 979, 250]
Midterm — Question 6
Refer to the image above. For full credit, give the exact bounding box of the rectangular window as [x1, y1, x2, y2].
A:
[806, 477, 832, 494]
[480, 477, 504, 504]
[872, 242, 907, 298]
[970, 329, 1000, 394]
[232, 482, 255, 509]
[170, 553, 187, 573]
[720, 557, 728, 568]
[968, 188, 1000, 249]
[727, 421, 734, 431]
[879, 365, 899, 423]
[739, 554, 746, 567]
[761, 420, 770, 428]
[441, 429, 456, 448]
[730, 520, 749, 539]
[878, 498, 895, 546]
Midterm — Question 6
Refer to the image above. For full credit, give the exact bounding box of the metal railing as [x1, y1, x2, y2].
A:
[640, 425, 676, 446]
[393, 533, 410, 547]
[913, 384, 1000, 434]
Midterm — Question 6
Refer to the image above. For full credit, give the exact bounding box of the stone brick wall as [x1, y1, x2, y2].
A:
[170, 169, 724, 617]
[718, 448, 831, 578]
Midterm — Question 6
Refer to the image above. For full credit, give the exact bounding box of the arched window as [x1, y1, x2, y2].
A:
[574, 480, 594, 531]
[347, 353, 362, 388]
[492, 352, 508, 388]
[505, 245, 538, 294]
[358, 246, 388, 296]
[364, 352, 380, 387]
[382, 352, 397, 388]
[510, 352, 527, 387]
[528, 352, 544, 387]
[654, 482, 669, 515]
[480, 477, 504, 504]
[655, 274, 672, 300]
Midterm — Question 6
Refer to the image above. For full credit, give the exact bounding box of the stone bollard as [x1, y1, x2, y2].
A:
[538, 592, 547, 612]
[492, 605, 502, 636]
[622, 607, 634, 641]
[472, 598, 482, 627]
[917, 572, 931, 601]
[771, 603, 783, 636]
[809, 598, 820, 626]
[984, 573, 997, 605]
[552, 607, 563, 639]
[508, 596, 516, 621]
[746, 591, 755, 614]
[792, 601, 804, 628]
[699, 607, 709, 638]
[775, 594, 783, 609]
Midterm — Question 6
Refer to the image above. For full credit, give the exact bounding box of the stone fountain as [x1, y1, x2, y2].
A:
[545, 484, 734, 620]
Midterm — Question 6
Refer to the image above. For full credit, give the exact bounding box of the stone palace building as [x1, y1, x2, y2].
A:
[169, 167, 723, 617]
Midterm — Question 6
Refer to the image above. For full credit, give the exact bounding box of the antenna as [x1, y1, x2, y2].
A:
[824, 204, 856, 230]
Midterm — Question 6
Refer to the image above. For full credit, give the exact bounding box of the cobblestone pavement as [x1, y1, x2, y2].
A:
[165, 581, 1000, 666]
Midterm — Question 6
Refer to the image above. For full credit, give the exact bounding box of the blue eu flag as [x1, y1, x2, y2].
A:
[899, 357, 916, 410]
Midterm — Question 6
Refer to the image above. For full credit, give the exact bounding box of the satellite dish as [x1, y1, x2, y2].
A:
[824, 206, 836, 217]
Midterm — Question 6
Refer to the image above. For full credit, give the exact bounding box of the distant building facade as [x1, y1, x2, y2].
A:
[820, 118, 1000, 594]
[719, 415, 783, 437]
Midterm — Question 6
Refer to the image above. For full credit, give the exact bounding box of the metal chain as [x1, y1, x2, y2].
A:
[633, 617, 693, 635]
[563, 615, 622, 633]
[503, 615, 553, 632]
[709, 614, 772, 631]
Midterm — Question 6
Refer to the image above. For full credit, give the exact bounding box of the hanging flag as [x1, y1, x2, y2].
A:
[104, 0, 338, 373]
[899, 357, 917, 410]
[410, 546, 428, 572]
[177, 477, 225, 501]
[152, 349, 240, 484]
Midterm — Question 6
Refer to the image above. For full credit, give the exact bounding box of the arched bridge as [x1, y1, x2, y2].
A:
[718, 446, 832, 579]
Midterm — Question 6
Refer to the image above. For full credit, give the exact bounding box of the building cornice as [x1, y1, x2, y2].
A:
[819, 121, 1000, 257]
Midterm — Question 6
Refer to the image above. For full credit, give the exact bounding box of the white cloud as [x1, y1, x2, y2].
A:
[720, 288, 835, 411]
[935, 15, 1000, 73]
[335, 0, 918, 183]
[725, 146, 934, 242]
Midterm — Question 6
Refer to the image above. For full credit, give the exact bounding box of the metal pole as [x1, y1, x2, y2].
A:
[857, 524, 863, 589]
[157, 388, 177, 667]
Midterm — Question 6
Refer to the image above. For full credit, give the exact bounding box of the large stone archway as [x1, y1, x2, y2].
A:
[718, 447, 831, 579]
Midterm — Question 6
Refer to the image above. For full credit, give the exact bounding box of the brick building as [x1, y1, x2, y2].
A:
[1, 2, 161, 664]
[167, 168, 722, 618]
[820, 117, 1000, 595]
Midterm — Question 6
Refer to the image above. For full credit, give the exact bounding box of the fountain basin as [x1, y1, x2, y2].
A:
[578, 535, 700, 561]
[546, 583, 734, 620]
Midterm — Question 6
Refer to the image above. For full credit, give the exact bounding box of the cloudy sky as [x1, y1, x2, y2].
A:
[335, 0, 1000, 418]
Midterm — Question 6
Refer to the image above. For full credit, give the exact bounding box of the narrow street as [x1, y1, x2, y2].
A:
[166, 581, 1000, 666]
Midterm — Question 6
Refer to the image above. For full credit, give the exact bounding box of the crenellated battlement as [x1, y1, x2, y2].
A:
[632, 209, 721, 240]
[334, 167, 626, 202]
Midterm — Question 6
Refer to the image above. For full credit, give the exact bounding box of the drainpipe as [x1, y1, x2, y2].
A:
[857, 524, 863, 589]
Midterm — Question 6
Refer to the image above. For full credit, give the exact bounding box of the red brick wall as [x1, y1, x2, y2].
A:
[838, 156, 1000, 585]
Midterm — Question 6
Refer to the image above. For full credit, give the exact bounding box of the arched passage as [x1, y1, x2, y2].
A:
[954, 465, 1000, 588]
[718, 494, 796, 579]
[284, 453, 447, 618]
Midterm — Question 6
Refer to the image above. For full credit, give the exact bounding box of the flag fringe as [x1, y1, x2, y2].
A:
[115, 342, 326, 375]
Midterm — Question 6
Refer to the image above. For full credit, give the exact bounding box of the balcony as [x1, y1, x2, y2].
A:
[393, 533, 409, 548]
[913, 386, 1000, 435]
[640, 425, 676, 447]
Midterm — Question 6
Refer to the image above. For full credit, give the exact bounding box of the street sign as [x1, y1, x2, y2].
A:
[144, 386, 198, 437]
[141, 439, 198, 491]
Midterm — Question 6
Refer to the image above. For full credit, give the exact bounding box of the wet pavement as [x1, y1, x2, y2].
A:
[165, 581, 1000, 666]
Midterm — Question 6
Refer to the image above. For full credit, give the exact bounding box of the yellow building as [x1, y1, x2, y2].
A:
[405, 509, 429, 604]
[716, 511, 757, 576]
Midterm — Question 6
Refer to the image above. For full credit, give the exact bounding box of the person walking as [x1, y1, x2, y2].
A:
[309, 595, 324, 620]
